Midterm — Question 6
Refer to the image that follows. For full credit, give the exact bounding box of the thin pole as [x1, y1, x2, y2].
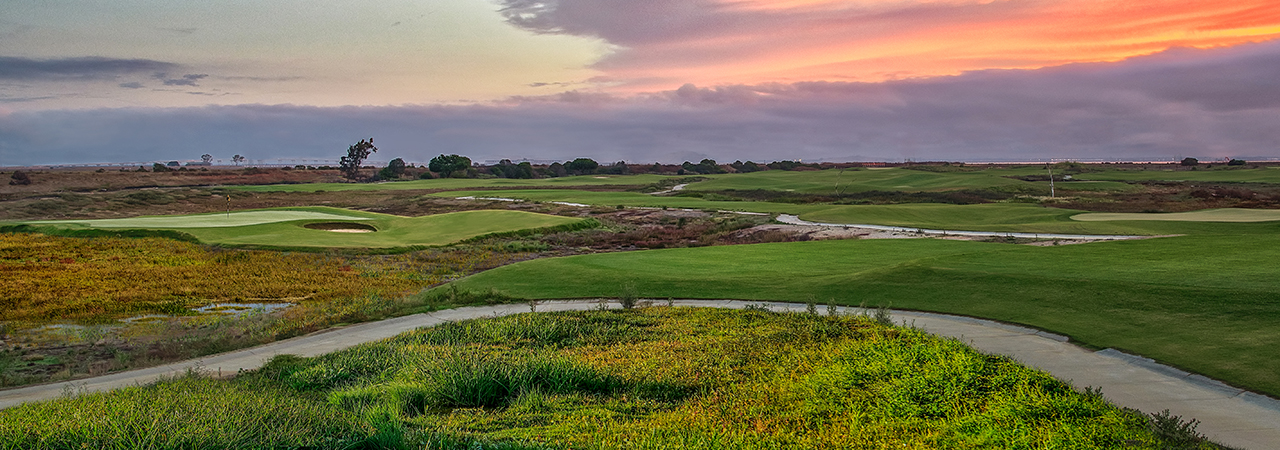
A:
[1046, 163, 1055, 198]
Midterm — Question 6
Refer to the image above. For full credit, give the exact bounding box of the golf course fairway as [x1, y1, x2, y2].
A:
[445, 236, 1280, 398]
[19, 207, 589, 249]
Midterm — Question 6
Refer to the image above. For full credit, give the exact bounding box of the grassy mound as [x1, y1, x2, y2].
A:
[19, 207, 591, 249]
[0, 308, 1219, 449]
[447, 236, 1280, 397]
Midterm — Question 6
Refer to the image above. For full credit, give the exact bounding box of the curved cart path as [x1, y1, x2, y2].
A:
[2, 300, 1276, 449]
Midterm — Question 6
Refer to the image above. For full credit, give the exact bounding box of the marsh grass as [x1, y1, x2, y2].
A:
[0, 308, 1227, 449]
[0, 232, 536, 388]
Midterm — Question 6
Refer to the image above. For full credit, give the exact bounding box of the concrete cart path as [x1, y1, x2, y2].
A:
[2, 300, 1276, 449]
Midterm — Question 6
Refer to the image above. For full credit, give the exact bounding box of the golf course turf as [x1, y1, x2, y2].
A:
[446, 236, 1280, 398]
[19, 207, 590, 249]
[439, 189, 1280, 235]
[1072, 208, 1280, 222]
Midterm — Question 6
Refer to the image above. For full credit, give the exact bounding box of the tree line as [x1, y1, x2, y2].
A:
[335, 138, 841, 182]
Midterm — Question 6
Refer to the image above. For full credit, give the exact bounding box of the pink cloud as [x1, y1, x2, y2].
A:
[3, 41, 1279, 165]
[498, 0, 1280, 91]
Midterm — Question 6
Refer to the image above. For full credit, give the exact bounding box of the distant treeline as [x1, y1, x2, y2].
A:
[358, 154, 880, 181]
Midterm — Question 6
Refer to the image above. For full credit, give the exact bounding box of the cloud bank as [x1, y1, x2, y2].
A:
[0, 56, 179, 81]
[498, 0, 1280, 89]
[2, 41, 1278, 166]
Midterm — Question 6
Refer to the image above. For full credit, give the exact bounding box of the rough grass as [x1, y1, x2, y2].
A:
[0, 308, 1219, 449]
[0, 375, 384, 450]
[0, 232, 519, 322]
[446, 236, 1280, 397]
[18, 207, 590, 249]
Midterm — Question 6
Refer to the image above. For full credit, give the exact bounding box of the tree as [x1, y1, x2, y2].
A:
[9, 170, 31, 186]
[232, 155, 246, 166]
[201, 154, 213, 164]
[340, 138, 378, 181]
[152, 162, 170, 172]
[547, 162, 568, 177]
[428, 154, 472, 177]
[682, 159, 724, 175]
[377, 158, 407, 180]
[602, 161, 629, 175]
[731, 160, 762, 173]
[1180, 157, 1199, 166]
[565, 158, 599, 175]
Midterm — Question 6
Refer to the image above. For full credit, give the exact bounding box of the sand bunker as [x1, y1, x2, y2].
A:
[303, 222, 378, 233]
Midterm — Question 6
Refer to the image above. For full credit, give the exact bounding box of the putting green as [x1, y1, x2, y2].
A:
[20, 207, 588, 249]
[1072, 208, 1280, 222]
[28, 210, 373, 228]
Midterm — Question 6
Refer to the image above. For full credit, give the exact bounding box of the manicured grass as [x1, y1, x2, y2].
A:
[685, 168, 1032, 193]
[1, 308, 1207, 449]
[182, 210, 587, 249]
[1072, 208, 1280, 222]
[234, 174, 682, 192]
[792, 203, 1275, 235]
[439, 189, 821, 214]
[27, 209, 375, 228]
[447, 236, 1280, 397]
[441, 190, 1269, 235]
[1074, 167, 1280, 183]
[19, 207, 589, 249]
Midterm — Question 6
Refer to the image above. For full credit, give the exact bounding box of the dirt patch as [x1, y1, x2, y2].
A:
[303, 222, 378, 232]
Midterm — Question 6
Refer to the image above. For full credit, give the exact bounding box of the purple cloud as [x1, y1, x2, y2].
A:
[0, 56, 179, 81]
[2, 41, 1278, 166]
[154, 73, 209, 87]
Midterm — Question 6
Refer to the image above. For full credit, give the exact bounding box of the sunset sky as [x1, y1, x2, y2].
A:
[2, 0, 1279, 165]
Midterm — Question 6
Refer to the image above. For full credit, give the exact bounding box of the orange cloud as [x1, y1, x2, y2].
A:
[501, 0, 1280, 91]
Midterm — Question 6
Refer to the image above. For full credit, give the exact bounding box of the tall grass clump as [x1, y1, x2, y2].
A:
[0, 374, 384, 450]
[618, 281, 639, 309]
